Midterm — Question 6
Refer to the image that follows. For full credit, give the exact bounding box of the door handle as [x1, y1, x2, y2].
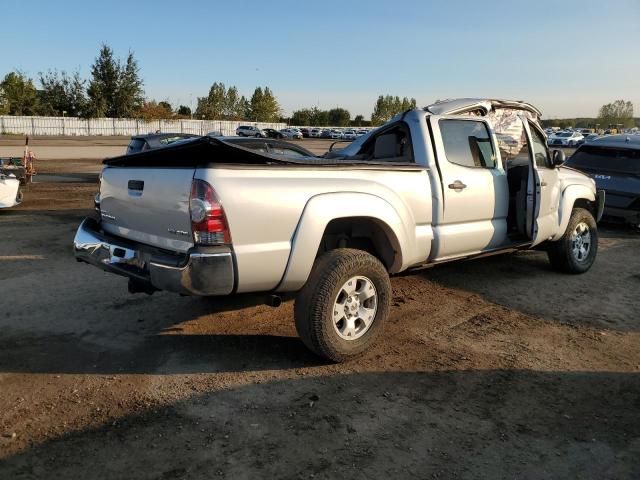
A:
[448, 180, 467, 191]
[539, 181, 548, 187]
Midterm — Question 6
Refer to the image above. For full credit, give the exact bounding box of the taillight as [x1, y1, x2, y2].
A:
[190, 179, 231, 245]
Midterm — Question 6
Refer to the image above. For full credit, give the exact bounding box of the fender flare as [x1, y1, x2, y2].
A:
[276, 192, 412, 292]
[552, 184, 596, 241]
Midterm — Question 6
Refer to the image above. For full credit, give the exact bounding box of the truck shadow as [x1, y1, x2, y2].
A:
[0, 330, 324, 375]
[416, 227, 640, 333]
[1, 369, 638, 478]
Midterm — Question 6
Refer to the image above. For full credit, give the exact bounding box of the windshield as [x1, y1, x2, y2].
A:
[566, 145, 640, 174]
[557, 133, 572, 137]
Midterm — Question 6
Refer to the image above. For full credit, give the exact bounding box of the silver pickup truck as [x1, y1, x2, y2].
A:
[74, 98, 604, 361]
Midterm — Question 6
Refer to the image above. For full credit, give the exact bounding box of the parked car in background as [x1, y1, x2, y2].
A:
[236, 125, 265, 137]
[565, 135, 640, 228]
[356, 130, 369, 137]
[262, 128, 285, 139]
[310, 128, 322, 138]
[280, 128, 303, 139]
[126, 133, 200, 154]
[321, 129, 332, 138]
[330, 129, 344, 139]
[343, 130, 357, 140]
[0, 173, 22, 208]
[299, 128, 310, 138]
[548, 131, 584, 147]
[578, 133, 600, 145]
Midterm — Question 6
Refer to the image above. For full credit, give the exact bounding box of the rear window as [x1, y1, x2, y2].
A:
[127, 138, 146, 154]
[566, 146, 640, 174]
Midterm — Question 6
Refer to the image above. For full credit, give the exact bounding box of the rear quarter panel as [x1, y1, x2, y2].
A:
[197, 166, 432, 293]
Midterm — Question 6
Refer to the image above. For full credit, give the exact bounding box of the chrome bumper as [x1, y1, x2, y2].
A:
[73, 218, 235, 296]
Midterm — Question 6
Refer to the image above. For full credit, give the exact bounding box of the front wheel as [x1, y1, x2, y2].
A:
[294, 249, 391, 362]
[547, 207, 598, 273]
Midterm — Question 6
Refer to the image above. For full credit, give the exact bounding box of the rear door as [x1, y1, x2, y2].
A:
[429, 116, 509, 258]
[100, 167, 195, 252]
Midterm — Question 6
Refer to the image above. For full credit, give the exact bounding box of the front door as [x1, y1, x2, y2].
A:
[429, 116, 510, 259]
[522, 120, 561, 246]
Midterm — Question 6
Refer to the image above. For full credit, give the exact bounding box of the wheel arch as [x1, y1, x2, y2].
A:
[552, 184, 596, 241]
[276, 192, 411, 292]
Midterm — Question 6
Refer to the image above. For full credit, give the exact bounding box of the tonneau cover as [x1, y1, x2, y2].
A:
[104, 136, 302, 167]
[102, 136, 422, 168]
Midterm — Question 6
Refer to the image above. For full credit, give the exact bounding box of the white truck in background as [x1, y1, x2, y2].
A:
[74, 98, 604, 361]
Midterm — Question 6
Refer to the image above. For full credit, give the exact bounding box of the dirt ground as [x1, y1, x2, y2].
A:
[0, 138, 639, 479]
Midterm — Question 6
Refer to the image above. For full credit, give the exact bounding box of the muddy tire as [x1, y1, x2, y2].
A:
[547, 208, 598, 274]
[294, 248, 391, 362]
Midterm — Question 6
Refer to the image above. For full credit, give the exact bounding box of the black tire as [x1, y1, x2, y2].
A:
[547, 207, 598, 274]
[294, 248, 391, 362]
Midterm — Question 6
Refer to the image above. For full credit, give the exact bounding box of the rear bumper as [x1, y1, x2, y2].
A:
[73, 218, 235, 296]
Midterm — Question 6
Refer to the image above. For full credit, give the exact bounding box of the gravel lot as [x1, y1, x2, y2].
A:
[0, 137, 638, 479]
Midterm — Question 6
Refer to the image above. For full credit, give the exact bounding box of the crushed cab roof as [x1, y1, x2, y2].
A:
[425, 98, 542, 117]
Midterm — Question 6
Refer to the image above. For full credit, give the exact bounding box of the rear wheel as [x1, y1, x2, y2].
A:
[547, 207, 598, 273]
[294, 249, 391, 362]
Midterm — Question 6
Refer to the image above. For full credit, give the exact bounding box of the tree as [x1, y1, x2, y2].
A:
[196, 82, 227, 119]
[290, 106, 341, 126]
[86, 44, 119, 117]
[291, 108, 313, 126]
[371, 94, 417, 125]
[598, 100, 634, 128]
[158, 101, 172, 113]
[137, 100, 172, 120]
[177, 105, 191, 116]
[0, 86, 8, 115]
[353, 114, 364, 126]
[238, 96, 250, 120]
[0, 71, 39, 115]
[86, 44, 144, 118]
[311, 107, 329, 126]
[248, 86, 280, 122]
[328, 107, 351, 126]
[224, 86, 247, 120]
[114, 52, 144, 117]
[38, 70, 87, 117]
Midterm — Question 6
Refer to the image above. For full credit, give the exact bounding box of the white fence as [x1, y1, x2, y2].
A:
[0, 116, 286, 137]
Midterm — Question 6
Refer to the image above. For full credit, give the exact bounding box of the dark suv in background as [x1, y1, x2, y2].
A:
[565, 135, 640, 228]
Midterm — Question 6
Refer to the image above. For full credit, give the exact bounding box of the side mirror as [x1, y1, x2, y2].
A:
[552, 149, 566, 166]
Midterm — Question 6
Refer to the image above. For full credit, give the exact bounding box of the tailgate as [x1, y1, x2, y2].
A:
[100, 167, 195, 252]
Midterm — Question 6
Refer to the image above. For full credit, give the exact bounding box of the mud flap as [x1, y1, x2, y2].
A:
[595, 190, 605, 222]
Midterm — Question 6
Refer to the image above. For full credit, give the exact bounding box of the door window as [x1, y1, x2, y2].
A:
[529, 124, 550, 168]
[439, 120, 496, 168]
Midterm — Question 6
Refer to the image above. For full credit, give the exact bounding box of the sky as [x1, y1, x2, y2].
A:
[1, 0, 639, 119]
